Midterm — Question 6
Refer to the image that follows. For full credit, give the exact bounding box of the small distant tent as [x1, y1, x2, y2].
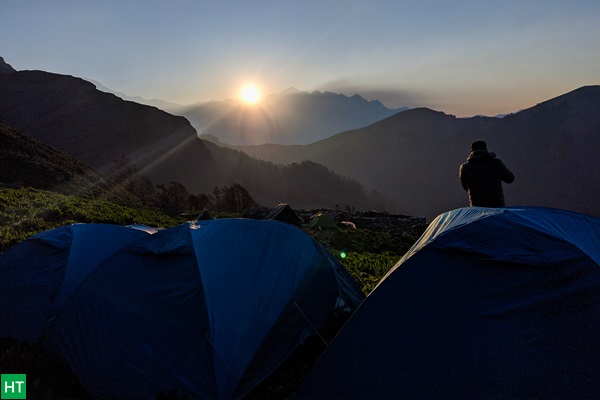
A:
[0, 219, 364, 400]
[308, 212, 337, 229]
[197, 210, 213, 221]
[295, 207, 600, 399]
[265, 203, 304, 227]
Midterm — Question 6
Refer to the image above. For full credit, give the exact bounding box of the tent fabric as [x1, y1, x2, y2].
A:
[308, 213, 337, 229]
[197, 210, 214, 221]
[394, 206, 600, 271]
[0, 219, 364, 400]
[0, 223, 150, 342]
[265, 203, 304, 227]
[295, 207, 600, 399]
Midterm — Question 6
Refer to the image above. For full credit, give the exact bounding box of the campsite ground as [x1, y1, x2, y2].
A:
[308, 223, 424, 293]
[0, 187, 426, 399]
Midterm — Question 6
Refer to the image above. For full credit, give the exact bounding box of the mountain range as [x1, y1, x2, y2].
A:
[228, 86, 600, 219]
[0, 57, 378, 211]
[1, 56, 598, 219]
[90, 80, 408, 146]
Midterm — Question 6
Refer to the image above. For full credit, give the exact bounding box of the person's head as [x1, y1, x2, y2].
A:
[471, 140, 487, 152]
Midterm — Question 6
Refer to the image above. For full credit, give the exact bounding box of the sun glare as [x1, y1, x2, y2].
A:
[240, 84, 261, 104]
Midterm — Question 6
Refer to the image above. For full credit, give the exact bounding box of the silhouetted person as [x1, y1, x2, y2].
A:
[459, 140, 514, 207]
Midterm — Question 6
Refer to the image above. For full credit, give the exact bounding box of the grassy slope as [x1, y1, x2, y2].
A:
[0, 122, 139, 206]
[0, 188, 181, 253]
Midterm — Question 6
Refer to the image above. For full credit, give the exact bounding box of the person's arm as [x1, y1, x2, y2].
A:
[499, 160, 515, 183]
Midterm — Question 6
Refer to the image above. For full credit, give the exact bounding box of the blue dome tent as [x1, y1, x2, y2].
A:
[1, 219, 363, 399]
[296, 207, 600, 399]
[0, 223, 151, 342]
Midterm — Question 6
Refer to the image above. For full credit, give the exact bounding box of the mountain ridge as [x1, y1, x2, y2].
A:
[0, 57, 16, 74]
[0, 122, 136, 203]
[0, 70, 202, 173]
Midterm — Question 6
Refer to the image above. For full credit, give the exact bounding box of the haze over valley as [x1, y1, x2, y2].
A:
[91, 80, 409, 146]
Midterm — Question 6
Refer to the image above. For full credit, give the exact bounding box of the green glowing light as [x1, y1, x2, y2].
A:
[340, 251, 347, 259]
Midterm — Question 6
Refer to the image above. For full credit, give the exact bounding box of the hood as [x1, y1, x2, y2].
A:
[467, 149, 496, 162]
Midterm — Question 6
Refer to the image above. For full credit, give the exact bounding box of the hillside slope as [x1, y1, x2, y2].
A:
[0, 69, 209, 173]
[0, 122, 136, 204]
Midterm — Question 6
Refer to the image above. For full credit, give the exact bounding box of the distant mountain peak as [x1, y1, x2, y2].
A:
[281, 87, 302, 94]
[397, 107, 449, 118]
[0, 56, 17, 74]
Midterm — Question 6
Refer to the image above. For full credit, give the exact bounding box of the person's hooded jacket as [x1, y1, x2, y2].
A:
[459, 149, 515, 207]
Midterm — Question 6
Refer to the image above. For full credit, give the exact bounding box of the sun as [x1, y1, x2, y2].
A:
[240, 84, 261, 104]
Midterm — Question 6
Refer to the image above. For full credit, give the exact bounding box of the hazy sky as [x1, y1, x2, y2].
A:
[2, 0, 599, 116]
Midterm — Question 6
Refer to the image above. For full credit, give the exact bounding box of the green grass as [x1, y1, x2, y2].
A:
[311, 227, 419, 295]
[336, 250, 399, 294]
[0, 187, 182, 253]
